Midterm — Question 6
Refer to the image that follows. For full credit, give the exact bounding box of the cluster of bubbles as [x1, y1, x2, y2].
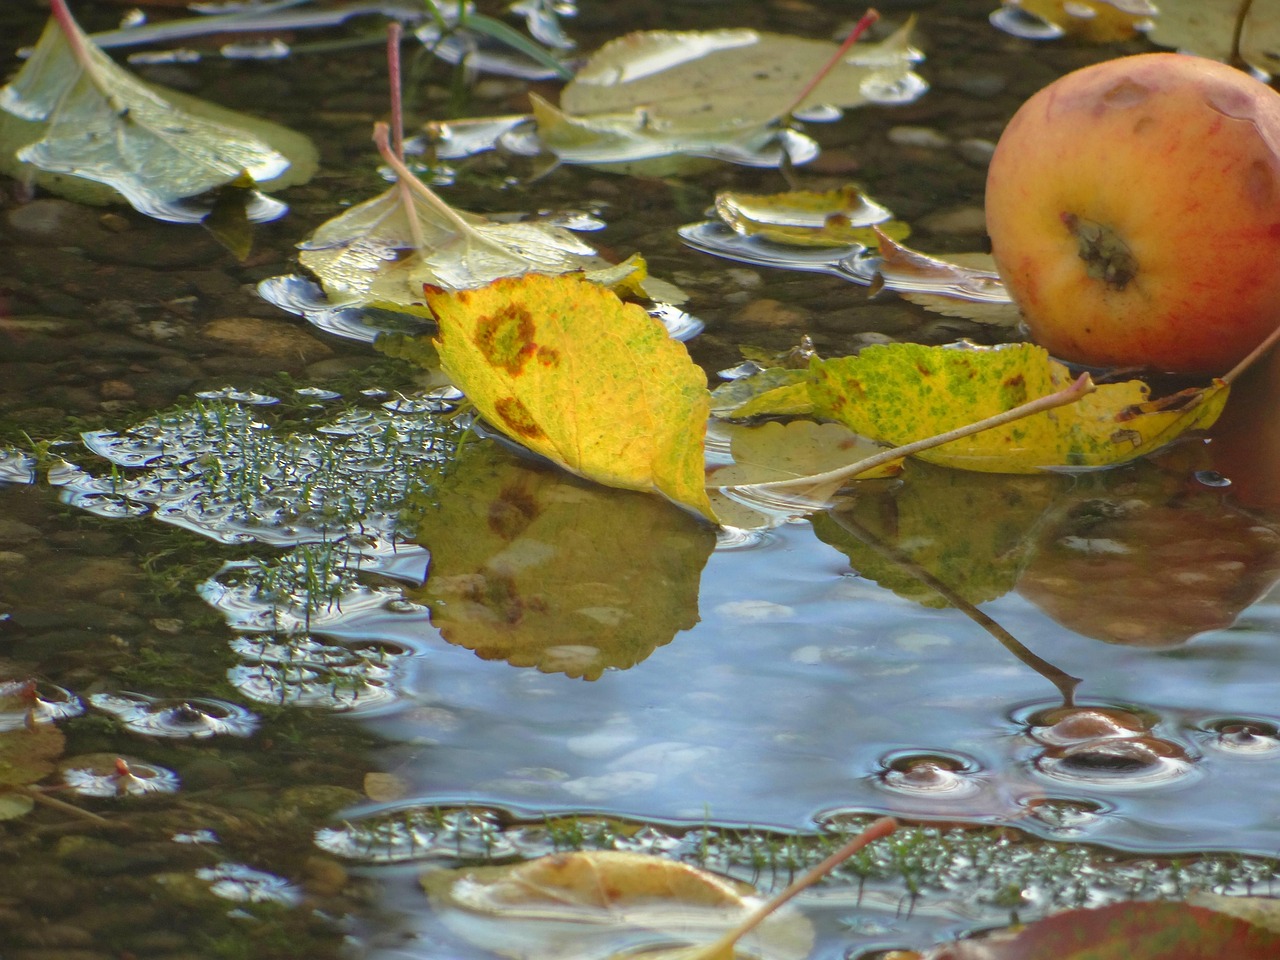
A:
[854, 700, 1280, 839]
[47, 391, 471, 713]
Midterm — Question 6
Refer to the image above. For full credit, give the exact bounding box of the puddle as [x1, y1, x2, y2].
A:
[4, 0, 1280, 957]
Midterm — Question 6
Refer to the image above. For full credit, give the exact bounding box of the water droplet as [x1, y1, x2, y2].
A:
[875, 750, 983, 798]
[1034, 736, 1196, 790]
[1201, 717, 1280, 757]
[89, 692, 259, 738]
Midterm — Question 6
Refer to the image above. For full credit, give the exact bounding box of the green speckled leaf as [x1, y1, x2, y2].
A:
[810, 342, 1228, 473]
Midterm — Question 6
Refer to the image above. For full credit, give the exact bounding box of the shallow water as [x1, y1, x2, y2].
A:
[3, 1, 1280, 957]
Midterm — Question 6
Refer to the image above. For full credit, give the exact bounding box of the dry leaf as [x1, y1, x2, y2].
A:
[421, 850, 813, 960]
[0, 3, 314, 221]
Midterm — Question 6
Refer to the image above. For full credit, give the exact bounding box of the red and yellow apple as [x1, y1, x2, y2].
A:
[985, 53, 1280, 375]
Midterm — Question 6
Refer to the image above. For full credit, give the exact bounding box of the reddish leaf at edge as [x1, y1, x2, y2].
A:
[929, 902, 1280, 960]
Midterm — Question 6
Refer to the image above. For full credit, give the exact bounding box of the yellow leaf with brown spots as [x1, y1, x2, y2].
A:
[428, 274, 715, 519]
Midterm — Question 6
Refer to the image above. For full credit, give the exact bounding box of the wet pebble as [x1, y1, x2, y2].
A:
[302, 856, 349, 898]
[956, 137, 998, 166]
[13, 922, 95, 948]
[888, 125, 952, 150]
[918, 205, 988, 236]
[731, 299, 813, 329]
[55, 836, 172, 877]
[6, 199, 104, 243]
[0, 518, 41, 545]
[201, 317, 335, 369]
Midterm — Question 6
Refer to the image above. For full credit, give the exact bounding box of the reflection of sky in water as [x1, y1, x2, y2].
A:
[350, 521, 1280, 856]
[36, 397, 1280, 860]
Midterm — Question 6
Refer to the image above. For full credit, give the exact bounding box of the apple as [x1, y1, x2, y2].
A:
[985, 53, 1280, 375]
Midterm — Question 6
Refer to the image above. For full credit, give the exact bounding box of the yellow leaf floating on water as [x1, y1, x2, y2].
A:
[810, 342, 1228, 473]
[429, 274, 715, 519]
[992, 0, 1156, 43]
[421, 850, 814, 960]
[716, 185, 910, 248]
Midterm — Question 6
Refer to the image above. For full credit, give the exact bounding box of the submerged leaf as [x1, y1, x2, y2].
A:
[707, 420, 898, 529]
[716, 186, 909, 247]
[428, 274, 715, 518]
[404, 442, 714, 679]
[810, 343, 1228, 473]
[0, 6, 315, 221]
[0, 723, 65, 788]
[422, 850, 813, 960]
[535, 21, 924, 170]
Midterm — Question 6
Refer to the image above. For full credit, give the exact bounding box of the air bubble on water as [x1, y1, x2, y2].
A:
[714, 526, 774, 550]
[316, 806, 525, 863]
[989, 6, 1066, 40]
[1200, 717, 1280, 757]
[195, 863, 301, 905]
[0, 680, 83, 730]
[60, 754, 181, 798]
[295, 387, 342, 402]
[1016, 702, 1152, 747]
[1033, 736, 1196, 791]
[227, 634, 411, 711]
[90, 692, 259, 738]
[194, 388, 280, 405]
[875, 750, 984, 798]
[1020, 797, 1109, 836]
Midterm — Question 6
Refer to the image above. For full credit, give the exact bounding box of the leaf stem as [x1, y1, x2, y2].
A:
[708, 372, 1096, 495]
[49, 0, 94, 73]
[683, 818, 897, 960]
[1221, 314, 1280, 385]
[783, 9, 880, 118]
[388, 21, 405, 161]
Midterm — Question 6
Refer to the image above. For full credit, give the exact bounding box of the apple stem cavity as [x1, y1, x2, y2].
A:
[1062, 213, 1138, 290]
